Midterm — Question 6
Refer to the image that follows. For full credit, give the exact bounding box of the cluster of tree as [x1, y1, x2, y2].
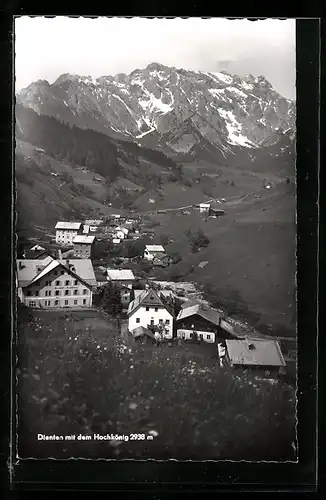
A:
[16, 105, 122, 182]
[99, 282, 123, 316]
[186, 228, 210, 253]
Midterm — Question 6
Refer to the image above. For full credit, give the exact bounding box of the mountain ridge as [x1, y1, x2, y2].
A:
[16, 63, 295, 160]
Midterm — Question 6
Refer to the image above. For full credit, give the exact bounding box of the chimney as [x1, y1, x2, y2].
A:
[145, 284, 149, 290]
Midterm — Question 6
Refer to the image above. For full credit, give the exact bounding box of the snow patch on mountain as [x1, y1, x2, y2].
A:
[218, 108, 255, 147]
[227, 87, 247, 99]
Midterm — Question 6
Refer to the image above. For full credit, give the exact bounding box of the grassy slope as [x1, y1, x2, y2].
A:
[17, 308, 296, 461]
[149, 183, 296, 336]
[16, 140, 127, 235]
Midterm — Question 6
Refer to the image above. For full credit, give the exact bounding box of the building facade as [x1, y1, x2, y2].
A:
[17, 257, 96, 309]
[73, 235, 95, 258]
[143, 245, 166, 261]
[128, 288, 174, 338]
[55, 222, 83, 245]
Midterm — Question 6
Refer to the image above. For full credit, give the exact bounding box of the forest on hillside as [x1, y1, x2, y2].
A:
[15, 105, 177, 182]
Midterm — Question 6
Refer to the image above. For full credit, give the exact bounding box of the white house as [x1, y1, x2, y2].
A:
[107, 269, 135, 288]
[115, 227, 129, 240]
[199, 203, 211, 213]
[17, 256, 97, 309]
[127, 287, 174, 338]
[143, 245, 165, 261]
[55, 222, 83, 245]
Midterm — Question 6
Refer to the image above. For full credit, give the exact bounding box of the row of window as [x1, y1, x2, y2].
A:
[48, 269, 76, 277]
[28, 299, 87, 307]
[145, 307, 160, 312]
[136, 318, 170, 325]
[27, 289, 88, 297]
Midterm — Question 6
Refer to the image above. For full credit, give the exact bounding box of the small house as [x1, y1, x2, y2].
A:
[176, 303, 238, 344]
[143, 245, 165, 261]
[73, 235, 95, 258]
[107, 269, 135, 288]
[222, 338, 286, 377]
[127, 287, 174, 338]
[55, 222, 83, 246]
[115, 227, 129, 240]
[199, 203, 211, 213]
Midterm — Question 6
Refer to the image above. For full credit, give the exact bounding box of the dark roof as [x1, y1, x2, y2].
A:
[177, 303, 221, 327]
[128, 288, 174, 317]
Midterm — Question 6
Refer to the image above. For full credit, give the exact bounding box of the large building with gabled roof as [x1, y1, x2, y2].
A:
[55, 221, 83, 245]
[17, 256, 96, 309]
[127, 286, 174, 338]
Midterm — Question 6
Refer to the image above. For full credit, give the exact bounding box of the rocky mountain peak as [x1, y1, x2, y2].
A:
[16, 63, 295, 158]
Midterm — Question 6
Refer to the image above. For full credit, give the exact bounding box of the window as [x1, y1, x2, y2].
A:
[146, 307, 149, 311]
[136, 318, 140, 324]
[55, 290, 60, 296]
[45, 280, 51, 286]
[83, 299, 86, 305]
[74, 300, 78, 305]
[65, 280, 70, 286]
[35, 291, 39, 296]
[29, 301, 36, 307]
[150, 296, 154, 300]
[55, 280, 60, 286]
[166, 319, 170, 325]
[64, 300, 68, 305]
[155, 307, 158, 312]
[73, 290, 78, 295]
[61, 270, 65, 275]
[27, 291, 32, 296]
[206, 334, 211, 340]
[150, 319, 154, 325]
[83, 289, 87, 295]
[55, 300, 59, 306]
[45, 300, 51, 306]
[53, 271, 58, 276]
[74, 280, 78, 285]
[159, 319, 163, 324]
[65, 290, 70, 296]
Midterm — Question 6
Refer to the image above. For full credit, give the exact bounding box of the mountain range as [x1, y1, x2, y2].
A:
[16, 62, 295, 160]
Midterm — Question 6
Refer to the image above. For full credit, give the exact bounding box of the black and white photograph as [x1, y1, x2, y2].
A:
[14, 16, 297, 462]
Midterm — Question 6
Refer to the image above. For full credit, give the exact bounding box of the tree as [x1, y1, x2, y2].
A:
[101, 282, 123, 317]
[186, 228, 210, 253]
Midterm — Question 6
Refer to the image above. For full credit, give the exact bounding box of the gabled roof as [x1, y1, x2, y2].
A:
[177, 304, 221, 327]
[128, 288, 173, 316]
[107, 269, 135, 281]
[17, 257, 97, 288]
[225, 339, 286, 367]
[55, 222, 82, 230]
[30, 244, 45, 251]
[180, 298, 201, 309]
[145, 245, 165, 253]
[73, 235, 95, 244]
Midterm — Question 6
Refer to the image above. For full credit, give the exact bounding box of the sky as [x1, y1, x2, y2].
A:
[14, 17, 296, 99]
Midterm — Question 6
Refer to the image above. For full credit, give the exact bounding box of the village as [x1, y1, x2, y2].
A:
[16, 199, 293, 381]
